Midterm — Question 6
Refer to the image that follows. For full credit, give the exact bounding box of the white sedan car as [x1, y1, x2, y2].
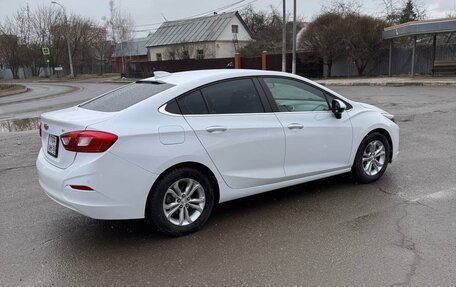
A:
[37, 69, 399, 236]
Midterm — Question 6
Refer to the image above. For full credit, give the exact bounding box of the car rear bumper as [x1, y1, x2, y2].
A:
[36, 149, 158, 220]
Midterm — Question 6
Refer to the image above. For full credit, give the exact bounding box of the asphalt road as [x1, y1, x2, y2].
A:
[0, 82, 121, 120]
[1, 83, 456, 286]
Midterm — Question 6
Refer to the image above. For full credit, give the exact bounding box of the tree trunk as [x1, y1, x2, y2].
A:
[326, 60, 332, 78]
[355, 60, 365, 76]
[11, 66, 19, 79]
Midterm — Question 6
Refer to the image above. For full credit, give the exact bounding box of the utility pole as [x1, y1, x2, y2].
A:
[51, 1, 74, 78]
[282, 0, 286, 72]
[292, 0, 297, 74]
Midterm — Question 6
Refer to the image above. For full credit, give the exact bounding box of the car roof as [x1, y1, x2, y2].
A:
[141, 69, 298, 86]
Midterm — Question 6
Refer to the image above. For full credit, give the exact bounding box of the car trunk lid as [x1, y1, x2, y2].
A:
[40, 106, 116, 169]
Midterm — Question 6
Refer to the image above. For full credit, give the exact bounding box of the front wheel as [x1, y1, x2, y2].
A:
[148, 167, 215, 237]
[352, 132, 390, 183]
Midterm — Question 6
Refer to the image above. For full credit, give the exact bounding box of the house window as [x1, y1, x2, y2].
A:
[168, 52, 176, 60]
[232, 25, 239, 33]
[196, 49, 204, 60]
[182, 50, 190, 59]
[156, 53, 162, 61]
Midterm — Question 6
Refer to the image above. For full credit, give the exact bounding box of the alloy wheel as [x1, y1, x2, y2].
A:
[162, 178, 206, 226]
[362, 140, 386, 176]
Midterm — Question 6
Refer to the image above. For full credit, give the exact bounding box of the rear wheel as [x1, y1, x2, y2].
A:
[148, 167, 215, 236]
[352, 132, 390, 183]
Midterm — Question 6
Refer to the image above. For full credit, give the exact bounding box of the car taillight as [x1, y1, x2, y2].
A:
[60, 130, 117, 153]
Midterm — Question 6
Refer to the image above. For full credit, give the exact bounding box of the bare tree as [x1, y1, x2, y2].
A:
[31, 5, 61, 45]
[301, 13, 346, 77]
[344, 14, 388, 75]
[322, 0, 362, 15]
[108, 0, 135, 74]
[91, 26, 113, 75]
[0, 11, 32, 79]
[380, 0, 427, 24]
[239, 5, 305, 57]
[302, 1, 388, 77]
[447, 11, 456, 18]
[1, 3, 116, 78]
[29, 5, 62, 75]
[0, 30, 22, 79]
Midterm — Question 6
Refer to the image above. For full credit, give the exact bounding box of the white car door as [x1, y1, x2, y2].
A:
[260, 77, 353, 178]
[179, 78, 286, 189]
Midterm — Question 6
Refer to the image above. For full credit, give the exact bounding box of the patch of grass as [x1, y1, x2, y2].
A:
[0, 84, 25, 96]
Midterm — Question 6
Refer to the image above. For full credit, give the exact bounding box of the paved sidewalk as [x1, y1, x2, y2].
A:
[317, 76, 456, 86]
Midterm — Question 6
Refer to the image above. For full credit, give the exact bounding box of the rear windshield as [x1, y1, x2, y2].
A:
[80, 82, 174, 112]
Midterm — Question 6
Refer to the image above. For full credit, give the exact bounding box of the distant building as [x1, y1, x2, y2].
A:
[112, 36, 150, 73]
[146, 11, 253, 61]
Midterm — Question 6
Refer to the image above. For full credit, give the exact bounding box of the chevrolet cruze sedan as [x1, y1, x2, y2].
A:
[37, 69, 399, 236]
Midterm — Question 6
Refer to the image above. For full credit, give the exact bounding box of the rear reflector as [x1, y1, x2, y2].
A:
[60, 130, 117, 153]
[70, 185, 94, 191]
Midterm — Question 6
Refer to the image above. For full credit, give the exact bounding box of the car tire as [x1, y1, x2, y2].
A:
[352, 132, 390, 184]
[148, 167, 215, 237]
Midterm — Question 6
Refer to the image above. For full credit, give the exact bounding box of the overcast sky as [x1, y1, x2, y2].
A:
[1, 0, 455, 37]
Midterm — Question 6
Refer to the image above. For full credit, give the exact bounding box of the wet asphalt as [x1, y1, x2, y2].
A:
[0, 83, 456, 286]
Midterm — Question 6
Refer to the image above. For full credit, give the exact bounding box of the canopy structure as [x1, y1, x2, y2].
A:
[383, 18, 456, 76]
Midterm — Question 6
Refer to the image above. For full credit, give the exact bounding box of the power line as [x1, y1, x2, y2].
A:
[182, 0, 247, 19]
[126, 0, 249, 28]
[129, 0, 258, 34]
[217, 0, 258, 13]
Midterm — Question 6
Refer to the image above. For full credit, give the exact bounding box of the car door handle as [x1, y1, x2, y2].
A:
[206, 126, 227, 133]
[287, 123, 304, 130]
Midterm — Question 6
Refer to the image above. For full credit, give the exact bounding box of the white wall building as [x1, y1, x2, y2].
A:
[146, 12, 253, 61]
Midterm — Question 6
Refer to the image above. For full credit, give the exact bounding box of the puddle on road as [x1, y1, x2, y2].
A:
[0, 117, 39, 133]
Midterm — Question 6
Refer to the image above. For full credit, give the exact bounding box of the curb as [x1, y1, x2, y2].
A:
[0, 85, 28, 97]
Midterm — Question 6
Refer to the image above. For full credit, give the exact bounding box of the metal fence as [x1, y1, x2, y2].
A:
[127, 52, 323, 79]
[329, 43, 456, 77]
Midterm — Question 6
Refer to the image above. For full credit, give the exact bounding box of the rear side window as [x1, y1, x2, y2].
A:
[200, 79, 264, 114]
[177, 90, 208, 114]
[80, 82, 174, 112]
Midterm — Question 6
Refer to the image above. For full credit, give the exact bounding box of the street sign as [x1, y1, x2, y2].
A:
[42, 47, 50, 56]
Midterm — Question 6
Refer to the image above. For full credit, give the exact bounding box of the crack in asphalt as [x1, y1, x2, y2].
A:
[390, 203, 422, 287]
[0, 164, 35, 174]
[373, 185, 426, 286]
[411, 199, 437, 211]
[377, 186, 395, 195]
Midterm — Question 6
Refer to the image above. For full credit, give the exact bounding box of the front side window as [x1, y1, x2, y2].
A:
[263, 77, 329, 112]
[200, 79, 264, 114]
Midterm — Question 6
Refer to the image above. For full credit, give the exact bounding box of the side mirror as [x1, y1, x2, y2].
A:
[331, 99, 346, 119]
